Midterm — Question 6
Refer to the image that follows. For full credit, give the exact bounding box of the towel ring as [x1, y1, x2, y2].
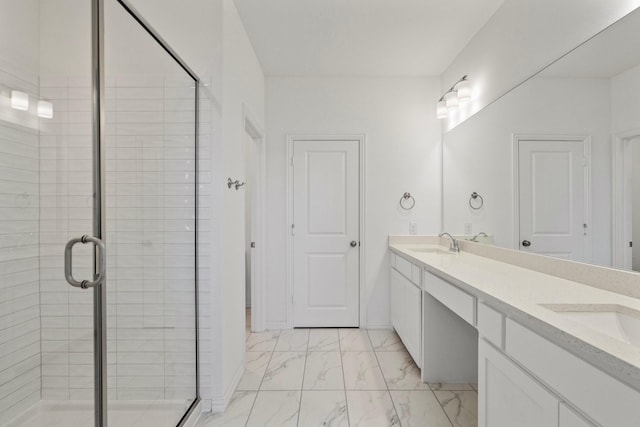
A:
[400, 192, 415, 210]
[469, 192, 484, 210]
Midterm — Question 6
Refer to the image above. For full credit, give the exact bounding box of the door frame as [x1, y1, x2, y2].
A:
[511, 134, 591, 260]
[243, 105, 267, 332]
[612, 128, 640, 269]
[286, 134, 367, 329]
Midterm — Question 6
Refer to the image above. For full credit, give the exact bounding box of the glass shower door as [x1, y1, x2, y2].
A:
[103, 1, 198, 426]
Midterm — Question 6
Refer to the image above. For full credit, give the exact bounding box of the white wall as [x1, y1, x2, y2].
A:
[218, 0, 265, 407]
[611, 63, 640, 134]
[633, 143, 640, 271]
[443, 77, 612, 265]
[265, 77, 441, 328]
[441, 0, 640, 131]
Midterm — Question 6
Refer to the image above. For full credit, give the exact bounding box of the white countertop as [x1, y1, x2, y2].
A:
[389, 242, 640, 390]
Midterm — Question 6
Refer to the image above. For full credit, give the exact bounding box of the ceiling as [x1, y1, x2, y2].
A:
[233, 0, 505, 77]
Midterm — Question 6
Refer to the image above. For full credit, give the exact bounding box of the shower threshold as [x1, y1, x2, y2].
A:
[7, 399, 191, 427]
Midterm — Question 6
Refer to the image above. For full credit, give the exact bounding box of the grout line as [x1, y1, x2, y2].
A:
[294, 329, 310, 427]
[337, 329, 351, 427]
[366, 329, 401, 426]
[242, 328, 278, 427]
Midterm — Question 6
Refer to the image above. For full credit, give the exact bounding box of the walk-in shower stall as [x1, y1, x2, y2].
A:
[1, 1, 200, 425]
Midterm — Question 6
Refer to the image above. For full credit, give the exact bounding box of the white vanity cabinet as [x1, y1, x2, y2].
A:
[390, 254, 422, 366]
[479, 339, 559, 427]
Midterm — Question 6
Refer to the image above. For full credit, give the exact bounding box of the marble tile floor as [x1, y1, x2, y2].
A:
[199, 325, 477, 427]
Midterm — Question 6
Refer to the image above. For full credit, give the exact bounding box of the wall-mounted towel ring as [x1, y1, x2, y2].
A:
[469, 192, 484, 210]
[400, 192, 415, 210]
[227, 178, 246, 190]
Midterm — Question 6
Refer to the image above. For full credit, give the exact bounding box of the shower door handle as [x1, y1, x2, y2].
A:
[64, 235, 106, 289]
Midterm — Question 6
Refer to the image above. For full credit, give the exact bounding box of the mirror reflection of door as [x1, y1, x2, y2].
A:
[517, 137, 589, 262]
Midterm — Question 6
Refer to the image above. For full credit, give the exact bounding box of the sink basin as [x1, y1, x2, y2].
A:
[542, 304, 640, 346]
[409, 247, 455, 255]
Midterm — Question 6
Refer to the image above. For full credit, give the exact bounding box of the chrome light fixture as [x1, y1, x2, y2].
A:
[436, 75, 471, 119]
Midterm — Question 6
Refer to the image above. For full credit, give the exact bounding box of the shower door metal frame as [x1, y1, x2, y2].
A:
[91, 0, 201, 425]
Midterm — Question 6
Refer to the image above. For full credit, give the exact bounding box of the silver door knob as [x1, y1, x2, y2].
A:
[521, 240, 531, 247]
[350, 241, 357, 247]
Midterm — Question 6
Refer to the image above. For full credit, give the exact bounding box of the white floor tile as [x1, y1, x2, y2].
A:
[237, 351, 272, 391]
[434, 390, 478, 427]
[339, 329, 373, 351]
[308, 329, 340, 352]
[298, 390, 348, 427]
[246, 331, 280, 352]
[368, 329, 405, 351]
[377, 351, 429, 390]
[246, 390, 300, 427]
[346, 390, 400, 427]
[303, 351, 344, 390]
[390, 390, 452, 427]
[430, 383, 475, 391]
[260, 352, 306, 390]
[198, 391, 256, 427]
[274, 329, 309, 351]
[341, 351, 387, 390]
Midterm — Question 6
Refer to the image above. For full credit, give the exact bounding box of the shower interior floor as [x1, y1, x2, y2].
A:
[8, 400, 190, 427]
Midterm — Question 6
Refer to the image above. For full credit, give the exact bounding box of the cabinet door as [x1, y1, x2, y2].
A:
[390, 268, 403, 335]
[403, 281, 422, 366]
[479, 339, 559, 427]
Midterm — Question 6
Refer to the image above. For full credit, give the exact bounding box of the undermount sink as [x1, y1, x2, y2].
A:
[409, 247, 455, 255]
[541, 304, 640, 346]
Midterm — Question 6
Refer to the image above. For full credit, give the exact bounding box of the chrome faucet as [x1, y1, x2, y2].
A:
[439, 232, 459, 252]
[470, 232, 488, 242]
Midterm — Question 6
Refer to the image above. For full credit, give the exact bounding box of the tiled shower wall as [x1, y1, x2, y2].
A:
[0, 60, 42, 425]
[38, 74, 203, 402]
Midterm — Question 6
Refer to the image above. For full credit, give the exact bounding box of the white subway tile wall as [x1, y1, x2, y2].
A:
[37, 73, 203, 405]
[0, 59, 42, 425]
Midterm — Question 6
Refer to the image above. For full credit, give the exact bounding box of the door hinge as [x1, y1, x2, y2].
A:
[291, 156, 294, 167]
[582, 157, 587, 167]
[630, 241, 633, 248]
[291, 224, 295, 236]
[250, 241, 255, 248]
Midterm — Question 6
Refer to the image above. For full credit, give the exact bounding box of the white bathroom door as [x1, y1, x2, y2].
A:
[518, 139, 588, 261]
[292, 139, 360, 327]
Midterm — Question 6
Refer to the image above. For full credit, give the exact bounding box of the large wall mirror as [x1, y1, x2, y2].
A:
[443, 6, 640, 272]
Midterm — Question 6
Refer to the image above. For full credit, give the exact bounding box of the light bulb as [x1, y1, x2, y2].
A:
[37, 100, 53, 119]
[456, 79, 471, 102]
[444, 91, 459, 110]
[436, 100, 448, 119]
[11, 91, 29, 111]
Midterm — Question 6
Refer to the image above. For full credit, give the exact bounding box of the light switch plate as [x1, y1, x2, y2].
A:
[464, 222, 473, 234]
[409, 222, 418, 235]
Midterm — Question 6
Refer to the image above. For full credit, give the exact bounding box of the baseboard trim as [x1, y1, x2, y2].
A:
[264, 322, 289, 330]
[366, 320, 392, 329]
[209, 362, 244, 413]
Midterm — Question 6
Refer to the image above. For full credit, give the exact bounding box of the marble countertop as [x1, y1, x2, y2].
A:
[389, 240, 640, 390]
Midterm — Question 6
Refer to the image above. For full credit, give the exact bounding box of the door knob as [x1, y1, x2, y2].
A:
[521, 240, 531, 247]
[350, 241, 358, 247]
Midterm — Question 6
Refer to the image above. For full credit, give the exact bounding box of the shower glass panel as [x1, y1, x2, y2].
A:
[104, 1, 198, 426]
[1, 0, 198, 426]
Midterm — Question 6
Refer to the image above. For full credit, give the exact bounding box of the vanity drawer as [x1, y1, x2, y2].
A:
[393, 253, 420, 286]
[506, 319, 640, 427]
[423, 270, 476, 325]
[477, 302, 504, 349]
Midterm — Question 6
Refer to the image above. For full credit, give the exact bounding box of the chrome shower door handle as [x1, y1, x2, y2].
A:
[64, 235, 106, 289]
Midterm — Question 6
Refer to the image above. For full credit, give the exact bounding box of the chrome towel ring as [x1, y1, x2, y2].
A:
[400, 192, 415, 210]
[469, 192, 484, 210]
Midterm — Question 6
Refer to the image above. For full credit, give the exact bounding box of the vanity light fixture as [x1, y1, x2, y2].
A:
[436, 75, 471, 119]
[37, 100, 53, 119]
[11, 90, 29, 111]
